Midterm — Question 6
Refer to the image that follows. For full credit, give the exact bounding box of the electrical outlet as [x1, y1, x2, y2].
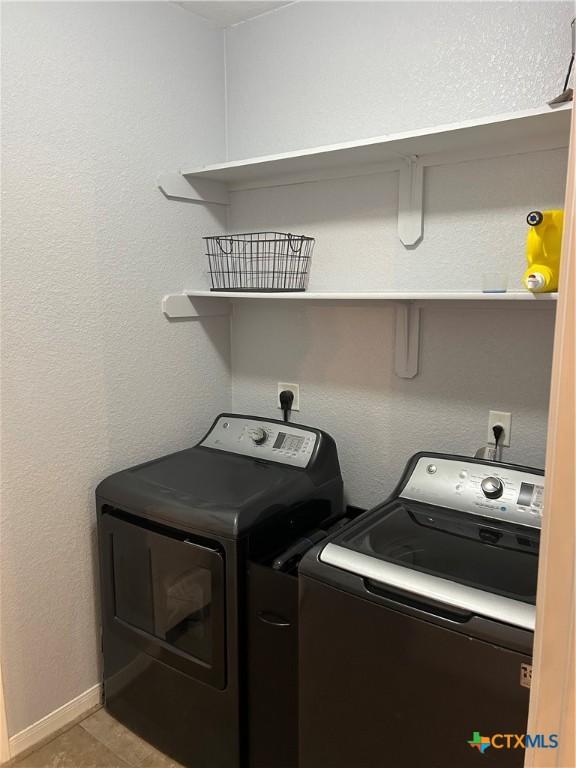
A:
[277, 383, 300, 411]
[487, 410, 512, 447]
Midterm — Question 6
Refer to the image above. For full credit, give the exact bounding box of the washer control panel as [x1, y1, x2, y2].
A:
[401, 456, 544, 528]
[200, 416, 318, 468]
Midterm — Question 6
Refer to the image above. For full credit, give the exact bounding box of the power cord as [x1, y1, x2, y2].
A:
[279, 390, 294, 423]
[562, 18, 575, 92]
[492, 424, 504, 461]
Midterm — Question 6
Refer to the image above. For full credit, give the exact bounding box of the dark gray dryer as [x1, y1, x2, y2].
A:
[96, 413, 343, 768]
[299, 452, 543, 768]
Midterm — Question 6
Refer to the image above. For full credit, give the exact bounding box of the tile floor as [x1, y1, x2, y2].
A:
[13, 708, 184, 768]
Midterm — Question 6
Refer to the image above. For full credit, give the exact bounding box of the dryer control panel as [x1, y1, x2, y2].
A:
[401, 456, 544, 528]
[200, 415, 318, 468]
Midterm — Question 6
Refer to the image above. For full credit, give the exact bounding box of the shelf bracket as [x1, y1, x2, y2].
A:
[394, 302, 420, 378]
[157, 173, 229, 206]
[397, 156, 424, 247]
[162, 294, 231, 319]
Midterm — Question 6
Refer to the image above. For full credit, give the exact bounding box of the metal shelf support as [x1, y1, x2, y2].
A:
[157, 173, 229, 205]
[397, 156, 424, 246]
[394, 302, 421, 378]
[162, 294, 231, 319]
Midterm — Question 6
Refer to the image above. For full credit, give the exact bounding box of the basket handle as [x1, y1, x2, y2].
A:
[287, 233, 303, 254]
[216, 236, 234, 255]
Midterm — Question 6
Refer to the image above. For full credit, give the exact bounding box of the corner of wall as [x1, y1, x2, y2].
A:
[223, 26, 230, 162]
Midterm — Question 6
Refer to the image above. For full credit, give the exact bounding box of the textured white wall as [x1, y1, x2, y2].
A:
[225, 1, 568, 505]
[231, 301, 555, 507]
[226, 0, 575, 158]
[0, 0, 570, 740]
[1, 2, 229, 736]
[228, 151, 563, 502]
[228, 149, 568, 292]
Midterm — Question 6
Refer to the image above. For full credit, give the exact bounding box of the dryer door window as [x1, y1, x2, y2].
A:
[151, 536, 217, 665]
[102, 511, 226, 689]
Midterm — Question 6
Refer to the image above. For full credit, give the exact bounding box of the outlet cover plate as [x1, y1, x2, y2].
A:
[487, 410, 512, 447]
[277, 382, 300, 411]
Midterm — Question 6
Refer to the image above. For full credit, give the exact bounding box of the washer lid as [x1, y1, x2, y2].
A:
[319, 500, 539, 630]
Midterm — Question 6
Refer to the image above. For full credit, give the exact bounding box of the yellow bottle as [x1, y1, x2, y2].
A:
[523, 210, 564, 293]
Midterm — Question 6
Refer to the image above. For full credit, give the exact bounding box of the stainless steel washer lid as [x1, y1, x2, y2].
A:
[315, 452, 541, 633]
[319, 542, 535, 631]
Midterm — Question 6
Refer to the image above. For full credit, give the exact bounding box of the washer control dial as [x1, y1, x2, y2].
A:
[249, 427, 268, 445]
[481, 476, 504, 499]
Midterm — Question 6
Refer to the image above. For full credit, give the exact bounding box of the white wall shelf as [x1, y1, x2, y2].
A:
[162, 290, 557, 380]
[160, 106, 565, 374]
[175, 290, 558, 302]
[158, 104, 571, 246]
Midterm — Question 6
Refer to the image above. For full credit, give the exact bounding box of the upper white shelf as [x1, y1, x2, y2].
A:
[179, 104, 571, 187]
[182, 290, 558, 301]
[158, 104, 570, 246]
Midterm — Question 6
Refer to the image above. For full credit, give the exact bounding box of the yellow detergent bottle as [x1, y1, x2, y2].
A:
[523, 209, 564, 293]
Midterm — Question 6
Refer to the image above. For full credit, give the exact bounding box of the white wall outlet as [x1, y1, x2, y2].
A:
[487, 410, 512, 447]
[277, 383, 300, 411]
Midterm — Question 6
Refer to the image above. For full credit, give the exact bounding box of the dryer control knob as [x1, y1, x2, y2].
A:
[249, 427, 268, 445]
[481, 476, 504, 499]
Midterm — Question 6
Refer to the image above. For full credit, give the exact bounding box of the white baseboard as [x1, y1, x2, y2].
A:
[8, 683, 102, 760]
